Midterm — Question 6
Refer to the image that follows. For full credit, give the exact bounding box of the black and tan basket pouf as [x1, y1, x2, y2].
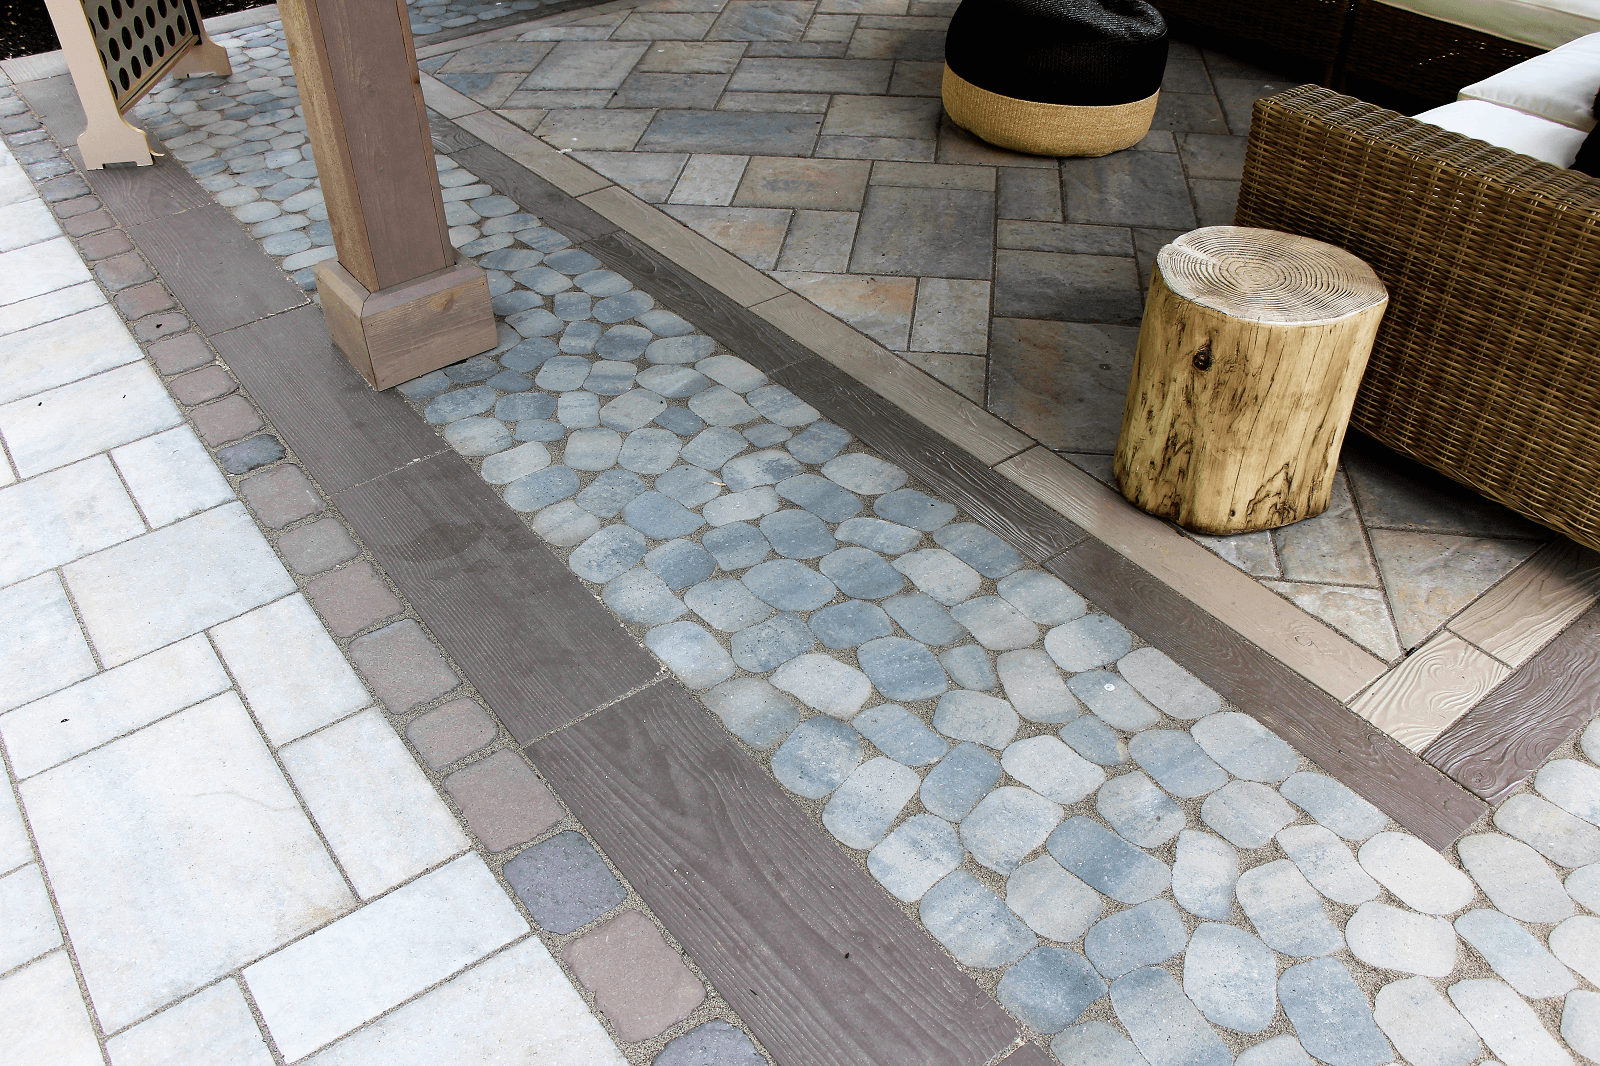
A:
[943, 0, 1169, 157]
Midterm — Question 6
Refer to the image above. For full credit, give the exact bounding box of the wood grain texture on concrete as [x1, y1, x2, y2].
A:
[452, 108, 615, 198]
[997, 1042, 1058, 1066]
[132, 204, 309, 336]
[754, 293, 1034, 468]
[579, 185, 789, 307]
[333, 451, 663, 743]
[1427, 600, 1600, 803]
[86, 154, 214, 227]
[209, 305, 449, 494]
[1350, 633, 1511, 753]
[528, 681, 1021, 1066]
[1450, 539, 1600, 668]
[418, 72, 486, 120]
[1045, 537, 1488, 849]
[998, 446, 1387, 701]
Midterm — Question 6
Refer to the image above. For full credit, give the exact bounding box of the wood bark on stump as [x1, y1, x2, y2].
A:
[1115, 226, 1388, 534]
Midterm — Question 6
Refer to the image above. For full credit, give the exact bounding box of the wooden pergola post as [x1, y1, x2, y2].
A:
[279, 0, 496, 389]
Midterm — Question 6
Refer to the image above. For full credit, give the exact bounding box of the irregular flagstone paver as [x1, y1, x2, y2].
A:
[1083, 900, 1188, 979]
[1457, 832, 1574, 923]
[822, 757, 918, 849]
[1048, 817, 1171, 905]
[1280, 771, 1389, 841]
[1095, 771, 1184, 848]
[1373, 976, 1484, 1066]
[867, 814, 964, 902]
[1359, 832, 1477, 914]
[1006, 855, 1104, 943]
[1495, 793, 1600, 869]
[1002, 735, 1105, 805]
[1455, 908, 1575, 998]
[1449, 978, 1576, 1066]
[1116, 647, 1221, 720]
[1111, 966, 1232, 1066]
[1345, 901, 1458, 977]
[1279, 958, 1393, 1066]
[1202, 780, 1297, 848]
[1172, 829, 1239, 920]
[998, 946, 1107, 1034]
[1191, 711, 1298, 782]
[1183, 922, 1277, 1034]
[919, 870, 1037, 969]
[961, 786, 1063, 874]
[921, 742, 1003, 821]
[1236, 860, 1342, 957]
[1129, 729, 1227, 798]
[1276, 823, 1380, 905]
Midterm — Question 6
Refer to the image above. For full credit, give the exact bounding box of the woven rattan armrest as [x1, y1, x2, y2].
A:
[1235, 84, 1600, 550]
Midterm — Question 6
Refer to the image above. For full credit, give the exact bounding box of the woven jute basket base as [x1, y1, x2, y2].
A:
[941, 64, 1159, 157]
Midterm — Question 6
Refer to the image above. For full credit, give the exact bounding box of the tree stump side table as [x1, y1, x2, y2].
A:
[1115, 226, 1389, 534]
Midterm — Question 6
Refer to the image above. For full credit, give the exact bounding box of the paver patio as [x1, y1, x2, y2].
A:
[4, 2, 1600, 1065]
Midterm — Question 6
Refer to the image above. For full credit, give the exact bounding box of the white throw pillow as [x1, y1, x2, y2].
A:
[1460, 31, 1600, 130]
[1371, 0, 1600, 51]
[1414, 99, 1588, 165]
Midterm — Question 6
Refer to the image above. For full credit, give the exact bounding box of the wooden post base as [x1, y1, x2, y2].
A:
[315, 259, 499, 390]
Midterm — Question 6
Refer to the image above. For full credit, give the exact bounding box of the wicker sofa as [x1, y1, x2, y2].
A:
[1234, 84, 1600, 551]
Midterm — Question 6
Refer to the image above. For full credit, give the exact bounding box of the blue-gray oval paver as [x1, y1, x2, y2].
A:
[517, 226, 573, 252]
[1236, 859, 1343, 957]
[696, 354, 767, 393]
[1495, 793, 1600, 869]
[622, 491, 705, 539]
[1276, 824, 1380, 905]
[469, 194, 519, 217]
[509, 306, 564, 336]
[704, 487, 780, 527]
[875, 488, 956, 531]
[786, 420, 852, 464]
[655, 406, 706, 436]
[600, 568, 685, 626]
[481, 441, 551, 485]
[1097, 772, 1185, 847]
[584, 360, 637, 397]
[1119, 647, 1221, 721]
[690, 385, 760, 427]
[443, 416, 512, 456]
[396, 370, 450, 402]
[654, 1020, 764, 1066]
[859, 636, 949, 701]
[559, 321, 602, 355]
[703, 677, 801, 750]
[563, 427, 622, 471]
[1048, 817, 1171, 905]
[655, 465, 722, 509]
[502, 338, 558, 372]
[594, 289, 654, 323]
[949, 596, 1038, 652]
[998, 946, 1108, 1034]
[480, 247, 542, 271]
[1046, 615, 1134, 672]
[1002, 735, 1105, 805]
[1111, 966, 1232, 1066]
[809, 600, 894, 649]
[530, 501, 599, 546]
[647, 335, 717, 364]
[685, 578, 773, 633]
[645, 538, 716, 591]
[552, 291, 592, 322]
[723, 448, 804, 491]
[822, 453, 908, 495]
[644, 620, 735, 690]
[1458, 832, 1575, 924]
[761, 509, 836, 560]
[823, 757, 919, 849]
[1129, 730, 1229, 798]
[1202, 780, 1298, 848]
[1052, 1022, 1146, 1066]
[534, 355, 592, 392]
[569, 524, 648, 584]
[1278, 958, 1393, 1066]
[444, 354, 500, 382]
[998, 649, 1080, 723]
[1371, 979, 1481, 1066]
[682, 426, 749, 470]
[933, 690, 1018, 749]
[940, 644, 996, 691]
[636, 308, 693, 336]
[1280, 771, 1389, 841]
[575, 468, 647, 518]
[501, 830, 626, 936]
[593, 327, 652, 366]
[1345, 902, 1459, 979]
[921, 742, 1003, 821]
[1191, 711, 1298, 783]
[544, 247, 602, 274]
[836, 516, 921, 555]
[1059, 714, 1128, 766]
[424, 385, 496, 423]
[776, 473, 863, 523]
[892, 549, 981, 607]
[997, 570, 1087, 625]
[743, 559, 837, 612]
[745, 422, 792, 451]
[1009, 855, 1104, 943]
[575, 268, 631, 297]
[616, 427, 681, 474]
[933, 522, 1024, 579]
[919, 870, 1037, 969]
[769, 654, 872, 718]
[747, 384, 818, 427]
[1172, 829, 1239, 921]
[486, 368, 532, 394]
[868, 813, 963, 902]
[1069, 670, 1160, 731]
[492, 289, 544, 317]
[504, 465, 580, 512]
[1183, 922, 1278, 1033]
[771, 716, 863, 798]
[731, 611, 816, 672]
[702, 522, 771, 571]
[516, 418, 565, 442]
[818, 546, 902, 598]
[883, 592, 968, 646]
[853, 704, 949, 766]
[962, 786, 1063, 874]
[1084, 900, 1189, 979]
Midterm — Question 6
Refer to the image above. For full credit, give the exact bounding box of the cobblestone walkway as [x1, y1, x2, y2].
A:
[93, 15, 1600, 1065]
[0, 68, 773, 1066]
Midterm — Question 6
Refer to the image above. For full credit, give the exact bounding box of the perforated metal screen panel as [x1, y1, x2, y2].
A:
[84, 0, 201, 110]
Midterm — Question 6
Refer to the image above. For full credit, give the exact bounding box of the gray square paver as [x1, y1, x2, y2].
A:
[521, 42, 652, 90]
[0, 362, 182, 477]
[637, 110, 824, 155]
[849, 185, 993, 278]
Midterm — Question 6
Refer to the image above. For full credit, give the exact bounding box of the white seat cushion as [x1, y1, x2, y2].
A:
[1414, 99, 1588, 164]
[1371, 0, 1600, 51]
[1460, 31, 1600, 130]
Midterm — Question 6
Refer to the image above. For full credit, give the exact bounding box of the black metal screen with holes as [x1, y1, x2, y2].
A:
[85, 0, 203, 111]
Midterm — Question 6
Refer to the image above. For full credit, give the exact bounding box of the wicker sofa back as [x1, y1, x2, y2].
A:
[1235, 85, 1600, 551]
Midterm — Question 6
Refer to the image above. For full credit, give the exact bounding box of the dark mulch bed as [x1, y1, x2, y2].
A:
[2, 0, 270, 61]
